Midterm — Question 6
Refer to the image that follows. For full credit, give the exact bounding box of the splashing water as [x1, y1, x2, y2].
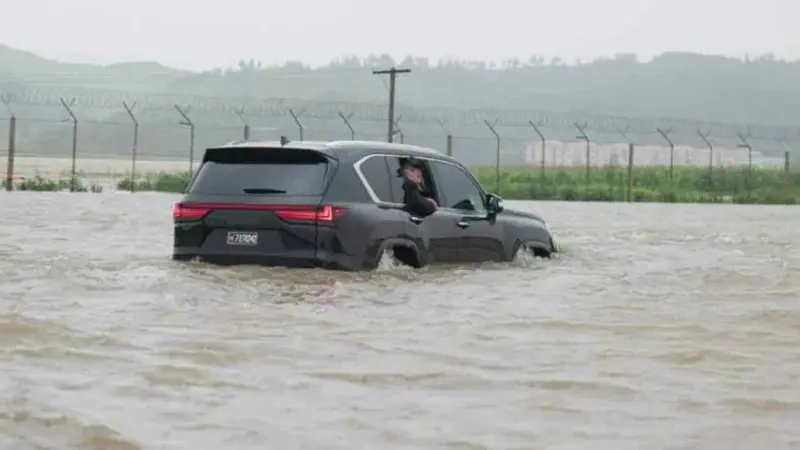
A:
[375, 248, 414, 272]
[511, 243, 548, 268]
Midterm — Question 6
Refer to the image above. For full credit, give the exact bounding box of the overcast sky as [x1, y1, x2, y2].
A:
[1, 0, 797, 71]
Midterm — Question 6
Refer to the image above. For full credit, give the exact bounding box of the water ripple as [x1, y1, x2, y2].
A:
[1, 193, 799, 449]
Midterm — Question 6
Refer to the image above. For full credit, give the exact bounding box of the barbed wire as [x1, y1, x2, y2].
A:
[0, 84, 798, 143]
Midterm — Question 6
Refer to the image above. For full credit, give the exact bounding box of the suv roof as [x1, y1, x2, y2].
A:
[209, 139, 445, 159]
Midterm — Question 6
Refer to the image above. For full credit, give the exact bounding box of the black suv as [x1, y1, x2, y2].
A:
[172, 140, 557, 270]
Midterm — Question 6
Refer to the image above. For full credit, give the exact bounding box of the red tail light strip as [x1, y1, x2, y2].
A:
[275, 205, 344, 222]
[172, 203, 211, 220]
[172, 203, 344, 222]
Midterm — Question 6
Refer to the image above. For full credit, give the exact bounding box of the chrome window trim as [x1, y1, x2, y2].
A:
[352, 154, 388, 204]
[353, 153, 488, 211]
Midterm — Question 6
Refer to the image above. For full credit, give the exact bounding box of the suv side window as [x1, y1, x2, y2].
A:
[357, 155, 393, 202]
[430, 161, 486, 213]
[386, 156, 438, 204]
[386, 156, 406, 203]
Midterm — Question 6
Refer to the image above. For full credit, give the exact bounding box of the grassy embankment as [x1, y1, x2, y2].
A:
[6, 166, 798, 204]
[115, 166, 798, 204]
[470, 165, 799, 204]
[1, 172, 103, 192]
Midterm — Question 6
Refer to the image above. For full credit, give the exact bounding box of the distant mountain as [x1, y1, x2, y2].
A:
[0, 44, 187, 91]
[160, 52, 800, 127]
[1, 44, 798, 163]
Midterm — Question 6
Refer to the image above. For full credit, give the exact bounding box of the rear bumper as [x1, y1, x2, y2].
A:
[172, 248, 363, 271]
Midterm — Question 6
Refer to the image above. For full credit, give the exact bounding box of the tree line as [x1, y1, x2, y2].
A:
[1, 44, 798, 160]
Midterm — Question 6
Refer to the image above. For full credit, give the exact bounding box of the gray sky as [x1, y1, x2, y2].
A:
[1, 0, 797, 71]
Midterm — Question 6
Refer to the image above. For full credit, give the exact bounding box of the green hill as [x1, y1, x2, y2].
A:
[0, 45, 798, 165]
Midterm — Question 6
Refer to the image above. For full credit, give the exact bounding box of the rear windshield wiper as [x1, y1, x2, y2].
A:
[242, 188, 287, 194]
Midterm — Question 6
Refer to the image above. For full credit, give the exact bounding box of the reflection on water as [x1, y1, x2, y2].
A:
[0, 192, 799, 450]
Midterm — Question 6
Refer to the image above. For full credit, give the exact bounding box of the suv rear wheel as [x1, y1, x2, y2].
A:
[372, 243, 421, 269]
[389, 245, 421, 268]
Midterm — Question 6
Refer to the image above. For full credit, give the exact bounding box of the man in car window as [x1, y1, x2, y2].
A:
[399, 157, 437, 218]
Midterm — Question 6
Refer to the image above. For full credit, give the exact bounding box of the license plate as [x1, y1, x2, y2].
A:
[226, 231, 258, 246]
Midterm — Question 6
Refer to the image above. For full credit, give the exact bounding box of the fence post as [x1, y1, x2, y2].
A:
[785, 151, 791, 202]
[6, 116, 15, 191]
[574, 122, 590, 193]
[529, 120, 546, 175]
[235, 106, 250, 140]
[288, 109, 304, 141]
[656, 127, 674, 186]
[1, 95, 14, 191]
[435, 117, 452, 157]
[446, 134, 453, 157]
[613, 121, 635, 202]
[174, 105, 195, 177]
[484, 119, 501, 193]
[122, 102, 139, 192]
[698, 128, 713, 189]
[626, 143, 635, 202]
[736, 132, 752, 199]
[59, 98, 79, 192]
[338, 111, 355, 140]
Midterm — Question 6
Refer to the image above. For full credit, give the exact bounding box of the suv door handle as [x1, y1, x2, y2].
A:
[457, 221, 470, 229]
[409, 216, 423, 224]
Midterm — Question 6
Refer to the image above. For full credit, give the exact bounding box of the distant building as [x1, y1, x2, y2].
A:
[522, 139, 773, 167]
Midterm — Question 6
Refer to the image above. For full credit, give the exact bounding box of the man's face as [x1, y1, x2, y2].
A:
[404, 166, 422, 184]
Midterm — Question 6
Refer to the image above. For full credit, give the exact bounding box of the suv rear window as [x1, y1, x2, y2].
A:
[189, 147, 329, 195]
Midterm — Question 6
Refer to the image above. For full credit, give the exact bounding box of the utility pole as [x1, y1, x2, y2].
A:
[372, 67, 411, 142]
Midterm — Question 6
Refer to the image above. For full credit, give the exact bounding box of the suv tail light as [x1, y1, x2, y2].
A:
[276, 205, 344, 223]
[172, 203, 344, 223]
[173, 202, 210, 220]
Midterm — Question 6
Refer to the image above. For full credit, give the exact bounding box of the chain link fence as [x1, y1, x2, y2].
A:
[0, 102, 796, 202]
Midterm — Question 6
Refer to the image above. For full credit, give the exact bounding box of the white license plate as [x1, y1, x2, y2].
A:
[226, 231, 258, 246]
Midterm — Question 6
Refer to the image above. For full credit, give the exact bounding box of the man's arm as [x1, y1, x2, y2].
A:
[402, 178, 437, 218]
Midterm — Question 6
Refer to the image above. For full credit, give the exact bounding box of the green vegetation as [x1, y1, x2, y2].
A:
[116, 172, 188, 193]
[113, 166, 798, 204]
[2, 171, 103, 192]
[472, 166, 799, 204]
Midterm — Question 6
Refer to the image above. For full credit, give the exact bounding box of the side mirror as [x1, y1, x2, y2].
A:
[486, 194, 504, 214]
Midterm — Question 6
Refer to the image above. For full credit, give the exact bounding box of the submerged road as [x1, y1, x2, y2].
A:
[1, 192, 798, 450]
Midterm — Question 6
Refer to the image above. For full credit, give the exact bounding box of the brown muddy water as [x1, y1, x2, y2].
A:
[0, 192, 798, 450]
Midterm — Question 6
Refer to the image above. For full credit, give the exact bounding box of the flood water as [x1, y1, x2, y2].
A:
[1, 192, 799, 450]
